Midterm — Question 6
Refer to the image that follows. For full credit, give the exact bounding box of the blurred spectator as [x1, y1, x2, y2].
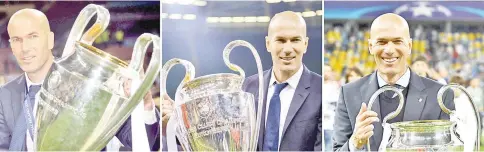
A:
[467, 78, 484, 112]
[323, 64, 340, 151]
[450, 75, 465, 85]
[467, 77, 484, 140]
[115, 30, 125, 46]
[323, 64, 340, 152]
[411, 55, 447, 84]
[344, 67, 363, 84]
[450, 75, 479, 151]
[435, 62, 450, 83]
[412, 56, 430, 78]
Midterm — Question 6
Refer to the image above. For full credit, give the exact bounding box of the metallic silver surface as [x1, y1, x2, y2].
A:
[163, 40, 264, 151]
[367, 84, 481, 151]
[34, 4, 160, 151]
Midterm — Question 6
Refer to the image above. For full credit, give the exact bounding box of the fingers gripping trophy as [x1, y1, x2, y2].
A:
[34, 4, 161, 151]
[162, 40, 264, 151]
[362, 84, 481, 151]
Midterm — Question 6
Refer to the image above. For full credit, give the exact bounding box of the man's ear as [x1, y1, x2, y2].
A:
[303, 36, 309, 54]
[407, 38, 412, 55]
[368, 39, 374, 55]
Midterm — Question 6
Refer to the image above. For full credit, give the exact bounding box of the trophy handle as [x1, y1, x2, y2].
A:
[222, 40, 264, 151]
[437, 84, 481, 151]
[160, 58, 196, 99]
[124, 34, 160, 151]
[366, 86, 405, 152]
[161, 58, 195, 152]
[61, 4, 110, 58]
[124, 33, 160, 102]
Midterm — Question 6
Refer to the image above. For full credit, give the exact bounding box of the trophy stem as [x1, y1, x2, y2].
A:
[61, 4, 110, 59]
[222, 40, 264, 151]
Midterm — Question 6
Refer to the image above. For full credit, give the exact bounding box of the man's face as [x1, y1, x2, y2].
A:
[266, 23, 308, 73]
[8, 17, 52, 73]
[412, 61, 429, 77]
[369, 23, 412, 76]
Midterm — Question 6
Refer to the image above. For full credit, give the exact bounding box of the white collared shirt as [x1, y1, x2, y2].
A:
[376, 68, 411, 88]
[24, 73, 42, 152]
[24, 73, 158, 151]
[265, 65, 303, 148]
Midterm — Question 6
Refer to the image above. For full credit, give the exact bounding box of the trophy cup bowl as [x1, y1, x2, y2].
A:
[163, 40, 265, 151]
[35, 4, 161, 151]
[174, 74, 256, 151]
[386, 120, 462, 151]
[367, 84, 480, 152]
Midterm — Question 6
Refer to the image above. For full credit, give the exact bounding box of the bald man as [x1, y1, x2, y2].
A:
[242, 11, 322, 151]
[332, 13, 454, 151]
[0, 9, 160, 151]
[161, 11, 322, 151]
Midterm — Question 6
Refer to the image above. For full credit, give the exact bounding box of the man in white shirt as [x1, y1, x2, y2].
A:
[0, 8, 159, 151]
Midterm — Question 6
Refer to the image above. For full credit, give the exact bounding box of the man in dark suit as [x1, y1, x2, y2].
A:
[161, 11, 322, 151]
[332, 13, 455, 151]
[242, 11, 322, 151]
[0, 8, 159, 151]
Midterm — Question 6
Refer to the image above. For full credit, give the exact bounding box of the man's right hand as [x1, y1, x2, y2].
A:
[161, 94, 174, 135]
[351, 103, 379, 149]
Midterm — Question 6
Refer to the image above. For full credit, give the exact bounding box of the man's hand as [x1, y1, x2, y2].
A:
[123, 78, 155, 111]
[351, 103, 379, 149]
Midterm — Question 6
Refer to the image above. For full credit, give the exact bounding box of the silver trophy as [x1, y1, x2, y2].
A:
[162, 40, 264, 151]
[366, 84, 480, 151]
[35, 4, 161, 151]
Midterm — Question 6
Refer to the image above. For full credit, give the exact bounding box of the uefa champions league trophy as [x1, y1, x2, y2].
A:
[35, 4, 161, 151]
[162, 40, 264, 151]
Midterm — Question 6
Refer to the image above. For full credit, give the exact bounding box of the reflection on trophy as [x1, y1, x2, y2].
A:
[35, 4, 161, 151]
[366, 84, 481, 151]
[162, 40, 264, 151]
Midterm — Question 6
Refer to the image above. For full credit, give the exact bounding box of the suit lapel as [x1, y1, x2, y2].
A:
[9, 99, 27, 151]
[403, 71, 426, 121]
[257, 69, 271, 150]
[360, 72, 381, 151]
[281, 66, 311, 140]
[12, 75, 26, 125]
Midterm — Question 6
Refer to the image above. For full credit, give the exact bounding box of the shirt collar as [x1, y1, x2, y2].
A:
[269, 65, 304, 88]
[376, 67, 410, 88]
[25, 73, 43, 92]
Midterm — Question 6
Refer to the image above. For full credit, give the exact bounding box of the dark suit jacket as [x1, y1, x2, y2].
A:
[332, 70, 455, 151]
[242, 65, 322, 151]
[0, 74, 160, 151]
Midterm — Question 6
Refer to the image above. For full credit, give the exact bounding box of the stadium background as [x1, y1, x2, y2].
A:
[324, 1, 484, 151]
